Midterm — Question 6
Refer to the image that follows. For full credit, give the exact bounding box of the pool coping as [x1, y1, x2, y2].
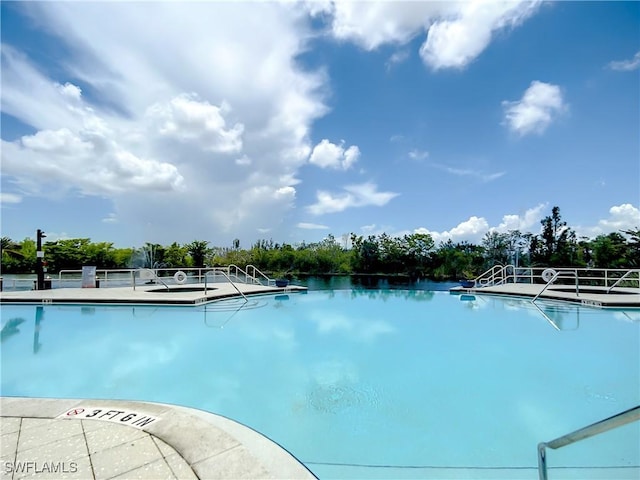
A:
[0, 282, 307, 306]
[0, 396, 316, 479]
[450, 283, 640, 308]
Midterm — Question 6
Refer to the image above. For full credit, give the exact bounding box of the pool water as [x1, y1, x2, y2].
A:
[1, 290, 639, 479]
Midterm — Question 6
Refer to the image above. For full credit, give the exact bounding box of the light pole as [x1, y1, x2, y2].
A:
[36, 229, 46, 290]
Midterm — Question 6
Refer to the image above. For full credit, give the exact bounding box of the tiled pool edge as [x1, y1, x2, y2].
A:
[0, 396, 316, 479]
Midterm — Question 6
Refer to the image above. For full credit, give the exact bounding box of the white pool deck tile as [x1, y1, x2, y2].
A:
[0, 397, 316, 480]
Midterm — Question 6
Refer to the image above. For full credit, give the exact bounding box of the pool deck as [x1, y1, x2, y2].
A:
[450, 283, 640, 308]
[0, 397, 315, 480]
[0, 282, 307, 306]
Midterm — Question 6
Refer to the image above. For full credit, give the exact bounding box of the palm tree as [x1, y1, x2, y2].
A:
[1, 237, 23, 260]
[187, 240, 210, 267]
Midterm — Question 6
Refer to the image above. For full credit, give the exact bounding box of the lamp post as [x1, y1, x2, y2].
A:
[36, 229, 46, 290]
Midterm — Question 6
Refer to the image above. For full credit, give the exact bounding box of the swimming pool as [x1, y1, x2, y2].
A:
[1, 290, 639, 479]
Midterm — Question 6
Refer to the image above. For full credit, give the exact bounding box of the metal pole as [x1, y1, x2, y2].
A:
[36, 229, 46, 290]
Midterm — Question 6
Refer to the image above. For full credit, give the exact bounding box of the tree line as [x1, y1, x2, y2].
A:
[1, 207, 638, 279]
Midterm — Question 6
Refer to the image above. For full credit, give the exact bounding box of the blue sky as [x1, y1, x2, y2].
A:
[1, 1, 638, 248]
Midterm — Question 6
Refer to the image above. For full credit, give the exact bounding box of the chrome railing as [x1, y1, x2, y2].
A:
[474, 265, 640, 292]
[607, 269, 640, 293]
[204, 269, 247, 301]
[245, 264, 275, 286]
[537, 405, 640, 480]
[54, 266, 274, 289]
[532, 270, 580, 303]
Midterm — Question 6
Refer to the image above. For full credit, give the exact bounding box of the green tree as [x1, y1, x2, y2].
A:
[164, 242, 188, 267]
[187, 240, 210, 267]
[591, 232, 629, 268]
[532, 206, 577, 266]
[1, 237, 24, 273]
[481, 231, 509, 267]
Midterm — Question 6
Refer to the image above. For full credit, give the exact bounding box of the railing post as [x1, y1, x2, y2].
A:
[537, 443, 549, 480]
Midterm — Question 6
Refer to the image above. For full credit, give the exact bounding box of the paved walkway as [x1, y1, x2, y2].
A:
[1, 397, 315, 480]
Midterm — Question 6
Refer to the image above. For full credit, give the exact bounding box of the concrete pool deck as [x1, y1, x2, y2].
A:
[450, 283, 640, 308]
[0, 397, 316, 480]
[0, 282, 306, 306]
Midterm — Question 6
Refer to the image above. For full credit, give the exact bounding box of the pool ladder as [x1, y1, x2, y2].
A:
[537, 405, 640, 480]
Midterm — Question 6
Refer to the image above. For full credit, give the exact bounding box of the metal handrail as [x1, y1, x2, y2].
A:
[227, 264, 263, 285]
[204, 269, 248, 301]
[532, 270, 580, 303]
[135, 268, 170, 290]
[476, 264, 515, 287]
[474, 266, 640, 292]
[537, 405, 640, 480]
[607, 269, 640, 293]
[245, 264, 274, 286]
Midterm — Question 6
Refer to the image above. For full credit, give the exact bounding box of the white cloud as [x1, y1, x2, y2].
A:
[386, 50, 410, 70]
[411, 203, 639, 245]
[492, 203, 547, 233]
[408, 149, 429, 161]
[412, 204, 547, 244]
[431, 162, 505, 182]
[0, 2, 328, 244]
[102, 213, 118, 224]
[420, 1, 541, 70]
[502, 81, 567, 136]
[416, 216, 490, 244]
[147, 94, 244, 153]
[309, 139, 360, 170]
[319, 1, 541, 70]
[0, 192, 22, 204]
[578, 203, 640, 238]
[297, 222, 330, 230]
[307, 182, 399, 215]
[607, 51, 640, 72]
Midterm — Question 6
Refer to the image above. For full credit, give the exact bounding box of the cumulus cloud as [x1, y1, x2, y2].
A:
[502, 81, 567, 136]
[607, 51, 640, 72]
[411, 203, 638, 244]
[147, 94, 244, 153]
[578, 204, 640, 238]
[317, 1, 541, 70]
[309, 139, 360, 170]
[413, 204, 547, 244]
[307, 182, 399, 215]
[420, 1, 541, 70]
[492, 203, 547, 233]
[0, 2, 328, 244]
[416, 216, 490, 244]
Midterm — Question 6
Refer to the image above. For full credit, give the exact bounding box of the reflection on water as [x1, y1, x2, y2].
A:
[296, 275, 458, 292]
[1, 291, 638, 476]
[1, 317, 25, 342]
[33, 306, 44, 354]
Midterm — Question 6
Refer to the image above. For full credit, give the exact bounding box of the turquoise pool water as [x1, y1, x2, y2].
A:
[1, 290, 639, 478]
